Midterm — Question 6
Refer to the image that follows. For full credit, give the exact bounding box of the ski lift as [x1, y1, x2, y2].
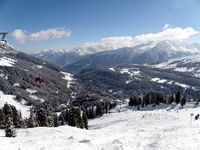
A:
[0, 32, 8, 42]
[35, 75, 44, 88]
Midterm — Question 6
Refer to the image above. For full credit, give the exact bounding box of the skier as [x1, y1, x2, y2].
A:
[195, 114, 199, 120]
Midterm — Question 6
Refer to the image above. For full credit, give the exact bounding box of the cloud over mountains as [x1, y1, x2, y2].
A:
[82, 25, 199, 50]
[11, 27, 71, 44]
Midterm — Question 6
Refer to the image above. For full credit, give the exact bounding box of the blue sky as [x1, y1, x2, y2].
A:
[0, 0, 200, 53]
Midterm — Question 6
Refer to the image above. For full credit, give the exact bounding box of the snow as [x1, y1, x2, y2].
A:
[13, 83, 20, 87]
[0, 103, 200, 150]
[151, 78, 160, 82]
[0, 91, 30, 118]
[61, 72, 75, 88]
[167, 81, 173, 84]
[36, 65, 43, 69]
[26, 88, 45, 103]
[0, 73, 8, 79]
[0, 56, 16, 67]
[29, 95, 45, 103]
[174, 67, 188, 72]
[120, 68, 129, 74]
[157, 79, 167, 83]
[120, 68, 140, 77]
[175, 82, 190, 89]
[151, 78, 167, 83]
[153, 55, 200, 77]
[125, 80, 132, 84]
[109, 67, 115, 71]
[151, 78, 191, 88]
[26, 89, 37, 95]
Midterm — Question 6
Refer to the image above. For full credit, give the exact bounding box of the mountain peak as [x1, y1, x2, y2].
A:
[154, 40, 200, 53]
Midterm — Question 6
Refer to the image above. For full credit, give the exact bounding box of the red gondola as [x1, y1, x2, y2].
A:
[35, 76, 44, 88]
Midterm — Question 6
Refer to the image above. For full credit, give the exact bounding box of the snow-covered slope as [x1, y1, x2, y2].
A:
[0, 44, 81, 109]
[153, 54, 200, 78]
[77, 64, 200, 99]
[0, 104, 200, 150]
[0, 91, 30, 118]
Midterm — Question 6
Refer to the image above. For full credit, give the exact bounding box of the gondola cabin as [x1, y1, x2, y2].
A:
[35, 77, 44, 87]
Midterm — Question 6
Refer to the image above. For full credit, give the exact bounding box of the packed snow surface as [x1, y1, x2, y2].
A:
[0, 104, 200, 150]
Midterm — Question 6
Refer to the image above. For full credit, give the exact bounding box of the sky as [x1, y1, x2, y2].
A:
[0, 0, 200, 53]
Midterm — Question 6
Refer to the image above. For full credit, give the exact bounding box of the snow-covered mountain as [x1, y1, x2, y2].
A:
[34, 40, 200, 72]
[65, 40, 200, 73]
[34, 49, 84, 67]
[34, 46, 105, 67]
[0, 42, 81, 113]
[153, 54, 200, 78]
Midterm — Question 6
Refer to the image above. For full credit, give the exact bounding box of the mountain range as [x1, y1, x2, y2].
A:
[1, 39, 200, 114]
[35, 40, 200, 73]
[33, 40, 200, 100]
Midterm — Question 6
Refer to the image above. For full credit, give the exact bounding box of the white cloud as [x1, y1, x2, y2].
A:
[11, 27, 71, 44]
[163, 24, 170, 30]
[82, 26, 199, 50]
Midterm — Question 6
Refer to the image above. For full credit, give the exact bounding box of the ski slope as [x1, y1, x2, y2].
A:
[0, 104, 200, 150]
[0, 91, 30, 118]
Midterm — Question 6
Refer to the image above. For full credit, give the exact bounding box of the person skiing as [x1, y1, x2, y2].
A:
[195, 114, 199, 120]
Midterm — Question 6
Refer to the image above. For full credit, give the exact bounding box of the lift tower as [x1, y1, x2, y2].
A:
[0, 32, 8, 42]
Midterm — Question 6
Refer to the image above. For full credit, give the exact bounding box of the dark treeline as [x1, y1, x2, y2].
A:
[128, 91, 197, 108]
[0, 95, 117, 137]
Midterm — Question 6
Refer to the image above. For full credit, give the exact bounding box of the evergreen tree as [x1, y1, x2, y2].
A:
[104, 101, 109, 114]
[27, 107, 37, 128]
[27, 117, 37, 128]
[0, 108, 6, 128]
[3, 103, 13, 123]
[75, 108, 84, 129]
[181, 96, 186, 107]
[82, 110, 88, 129]
[59, 112, 66, 125]
[11, 106, 21, 128]
[37, 107, 47, 126]
[175, 91, 181, 104]
[36, 102, 54, 127]
[68, 107, 76, 127]
[195, 99, 200, 106]
[88, 106, 95, 119]
[64, 109, 69, 123]
[169, 94, 174, 104]
[68, 107, 84, 128]
[53, 113, 59, 127]
[5, 116, 16, 137]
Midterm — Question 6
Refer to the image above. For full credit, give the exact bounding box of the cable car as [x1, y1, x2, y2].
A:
[35, 76, 44, 88]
